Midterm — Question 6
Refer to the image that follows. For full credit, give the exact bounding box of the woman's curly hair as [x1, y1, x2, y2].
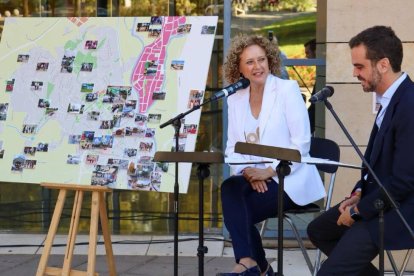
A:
[223, 34, 281, 84]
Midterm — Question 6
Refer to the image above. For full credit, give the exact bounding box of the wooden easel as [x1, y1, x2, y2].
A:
[36, 183, 116, 276]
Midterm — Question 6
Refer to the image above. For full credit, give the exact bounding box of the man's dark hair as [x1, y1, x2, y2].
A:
[304, 38, 316, 53]
[349, 25, 402, 72]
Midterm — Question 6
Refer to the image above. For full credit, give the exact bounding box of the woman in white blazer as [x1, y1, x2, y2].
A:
[218, 34, 325, 276]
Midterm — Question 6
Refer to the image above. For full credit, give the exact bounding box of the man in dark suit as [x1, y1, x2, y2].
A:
[307, 25, 414, 275]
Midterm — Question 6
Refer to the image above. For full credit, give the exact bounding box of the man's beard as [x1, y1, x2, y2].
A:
[359, 68, 381, 92]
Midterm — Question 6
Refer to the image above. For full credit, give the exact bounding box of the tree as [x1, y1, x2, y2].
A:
[175, 0, 196, 15]
[119, 0, 168, 16]
[23, 0, 29, 16]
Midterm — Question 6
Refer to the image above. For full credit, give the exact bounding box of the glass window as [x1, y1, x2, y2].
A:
[0, 0, 321, 237]
[0, 0, 226, 236]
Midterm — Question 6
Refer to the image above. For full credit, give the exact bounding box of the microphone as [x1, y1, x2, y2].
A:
[210, 78, 250, 101]
[310, 86, 334, 103]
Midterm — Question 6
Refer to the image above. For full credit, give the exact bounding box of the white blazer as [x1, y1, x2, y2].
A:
[226, 74, 325, 205]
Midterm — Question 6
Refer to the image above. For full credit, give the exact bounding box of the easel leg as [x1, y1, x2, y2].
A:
[62, 190, 84, 274]
[87, 191, 100, 275]
[99, 192, 116, 276]
[36, 189, 67, 276]
[37, 184, 115, 276]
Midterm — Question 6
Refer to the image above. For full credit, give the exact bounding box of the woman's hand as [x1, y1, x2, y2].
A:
[250, 180, 269, 193]
[242, 167, 276, 193]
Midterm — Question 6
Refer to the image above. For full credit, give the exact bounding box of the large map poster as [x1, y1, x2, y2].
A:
[0, 16, 217, 193]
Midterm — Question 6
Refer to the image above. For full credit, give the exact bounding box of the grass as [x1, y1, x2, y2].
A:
[257, 12, 317, 87]
[258, 12, 316, 57]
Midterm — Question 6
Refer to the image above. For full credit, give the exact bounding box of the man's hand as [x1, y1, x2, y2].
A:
[338, 196, 360, 214]
[337, 206, 355, 227]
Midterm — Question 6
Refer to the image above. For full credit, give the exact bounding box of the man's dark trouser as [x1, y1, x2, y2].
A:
[307, 204, 379, 276]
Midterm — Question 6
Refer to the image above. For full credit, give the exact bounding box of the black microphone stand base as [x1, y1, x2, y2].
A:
[233, 142, 300, 276]
[153, 151, 223, 276]
[375, 198, 385, 276]
[275, 160, 291, 276]
[197, 163, 210, 276]
[172, 119, 181, 276]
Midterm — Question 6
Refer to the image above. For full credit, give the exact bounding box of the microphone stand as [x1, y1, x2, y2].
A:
[323, 99, 414, 275]
[159, 95, 224, 276]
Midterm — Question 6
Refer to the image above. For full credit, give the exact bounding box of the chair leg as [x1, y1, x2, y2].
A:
[284, 215, 314, 274]
[400, 249, 413, 276]
[386, 250, 400, 276]
[312, 249, 322, 276]
[310, 241, 412, 276]
[259, 219, 268, 237]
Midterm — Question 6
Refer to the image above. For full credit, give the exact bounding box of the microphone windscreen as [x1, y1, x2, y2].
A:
[240, 78, 250, 89]
[325, 86, 334, 96]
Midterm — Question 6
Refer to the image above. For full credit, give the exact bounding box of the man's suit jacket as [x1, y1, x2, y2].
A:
[356, 75, 414, 250]
[226, 74, 325, 206]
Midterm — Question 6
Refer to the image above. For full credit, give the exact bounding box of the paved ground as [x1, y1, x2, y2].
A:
[0, 233, 317, 276]
[0, 251, 316, 276]
[0, 233, 409, 275]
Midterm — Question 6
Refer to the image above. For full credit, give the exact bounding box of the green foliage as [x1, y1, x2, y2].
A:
[259, 12, 317, 88]
[261, 13, 316, 47]
[175, 0, 197, 15]
[119, 0, 198, 16]
[248, 0, 315, 12]
[278, 0, 315, 12]
[119, 0, 168, 16]
[287, 59, 316, 89]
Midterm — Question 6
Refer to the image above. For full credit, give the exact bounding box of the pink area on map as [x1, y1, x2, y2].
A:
[68, 17, 89, 26]
[131, 16, 186, 113]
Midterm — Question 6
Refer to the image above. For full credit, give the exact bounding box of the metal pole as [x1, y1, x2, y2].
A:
[275, 161, 291, 276]
[169, 0, 176, 16]
[197, 164, 210, 276]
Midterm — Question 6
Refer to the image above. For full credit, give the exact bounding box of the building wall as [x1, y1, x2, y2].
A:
[323, 0, 414, 269]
